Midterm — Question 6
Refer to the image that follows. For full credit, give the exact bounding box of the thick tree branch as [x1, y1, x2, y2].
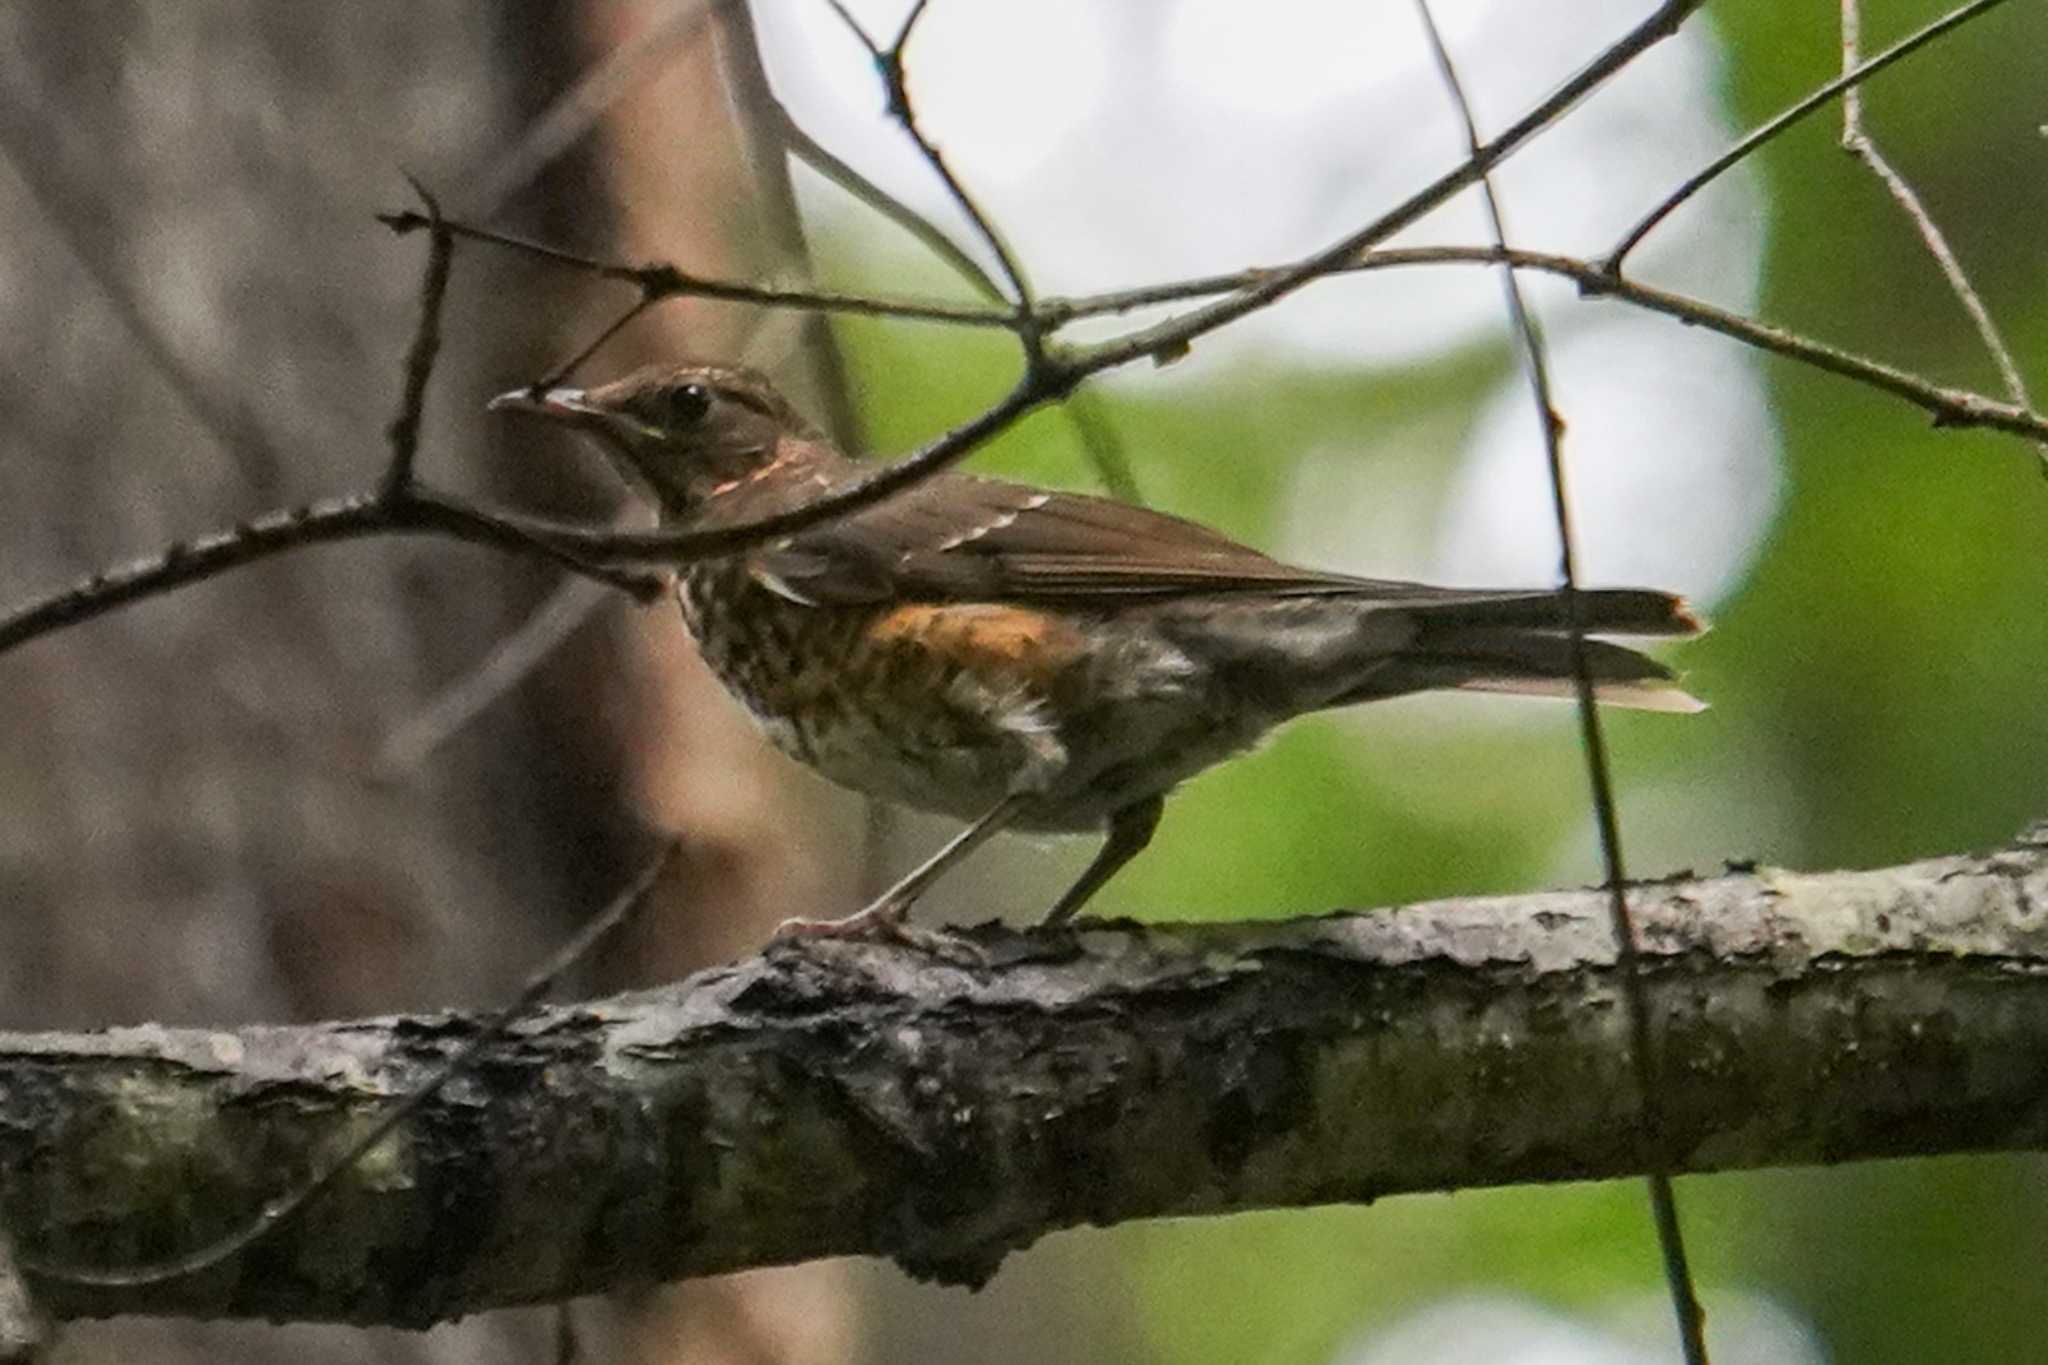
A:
[5, 831, 2047, 1327]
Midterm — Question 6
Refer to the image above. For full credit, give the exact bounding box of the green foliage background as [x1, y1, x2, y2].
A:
[821, 3, 2048, 1359]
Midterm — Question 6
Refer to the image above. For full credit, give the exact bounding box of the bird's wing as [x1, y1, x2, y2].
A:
[745, 473, 1452, 607]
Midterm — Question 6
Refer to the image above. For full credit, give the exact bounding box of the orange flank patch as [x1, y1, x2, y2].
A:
[868, 603, 1086, 686]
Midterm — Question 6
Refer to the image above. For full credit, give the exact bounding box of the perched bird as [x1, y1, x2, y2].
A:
[492, 363, 1701, 941]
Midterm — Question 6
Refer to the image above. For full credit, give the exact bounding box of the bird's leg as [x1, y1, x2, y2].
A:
[775, 792, 1034, 946]
[1043, 795, 1164, 926]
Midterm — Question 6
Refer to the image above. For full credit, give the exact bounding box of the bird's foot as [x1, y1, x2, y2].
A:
[772, 900, 987, 965]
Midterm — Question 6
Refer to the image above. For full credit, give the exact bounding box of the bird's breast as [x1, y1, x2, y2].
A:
[677, 565, 1094, 817]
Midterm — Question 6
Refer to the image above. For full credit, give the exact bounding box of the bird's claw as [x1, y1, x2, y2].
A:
[772, 901, 987, 965]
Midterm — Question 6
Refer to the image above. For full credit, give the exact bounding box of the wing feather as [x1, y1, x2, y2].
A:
[745, 473, 1699, 641]
[749, 474, 1402, 605]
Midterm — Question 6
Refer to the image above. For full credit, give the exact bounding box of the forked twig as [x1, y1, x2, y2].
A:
[1839, 0, 2040, 467]
[822, 0, 1042, 360]
[751, 17, 1139, 498]
[376, 1, 1717, 570]
[12, 1, 2041, 688]
[1605, 0, 2014, 272]
[384, 209, 2048, 444]
[381, 178, 454, 497]
[771, 93, 1005, 305]
[1416, 6, 1708, 1362]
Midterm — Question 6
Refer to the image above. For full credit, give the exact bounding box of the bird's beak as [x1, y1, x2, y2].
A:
[487, 385, 602, 422]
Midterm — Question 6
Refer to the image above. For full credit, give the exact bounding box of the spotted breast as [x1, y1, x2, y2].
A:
[677, 559, 1088, 821]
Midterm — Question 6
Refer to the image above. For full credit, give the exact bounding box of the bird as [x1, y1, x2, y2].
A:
[491, 363, 1702, 943]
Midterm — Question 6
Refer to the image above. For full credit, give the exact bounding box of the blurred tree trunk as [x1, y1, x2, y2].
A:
[536, 3, 866, 1362]
[0, 2, 852, 1361]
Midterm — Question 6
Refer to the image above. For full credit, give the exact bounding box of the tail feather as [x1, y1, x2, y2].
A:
[1401, 588, 1703, 638]
[1337, 619, 1706, 713]
[1449, 670, 1707, 714]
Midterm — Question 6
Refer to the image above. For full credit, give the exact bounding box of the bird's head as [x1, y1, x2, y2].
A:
[489, 363, 825, 515]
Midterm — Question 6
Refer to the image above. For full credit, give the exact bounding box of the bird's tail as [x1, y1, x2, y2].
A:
[1343, 588, 1706, 713]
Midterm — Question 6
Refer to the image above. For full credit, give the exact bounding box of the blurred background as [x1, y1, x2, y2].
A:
[0, 1, 2042, 1361]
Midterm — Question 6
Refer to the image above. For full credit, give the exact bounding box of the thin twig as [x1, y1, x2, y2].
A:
[717, 0, 868, 447]
[24, 842, 680, 1289]
[1605, 0, 2014, 272]
[382, 210, 1002, 327]
[0, 488, 657, 658]
[542, 297, 661, 388]
[1047, 245, 2048, 440]
[381, 179, 454, 498]
[375, 199, 2048, 448]
[823, 0, 1036, 332]
[771, 92, 1005, 304]
[1415, 6, 1708, 1362]
[390, 203, 2048, 445]
[755, 26, 1136, 499]
[1840, 0, 2040, 468]
[1061, 388, 1143, 503]
[1075, 0, 1708, 375]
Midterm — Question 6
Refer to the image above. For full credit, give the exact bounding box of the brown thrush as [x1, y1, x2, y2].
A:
[492, 363, 1702, 941]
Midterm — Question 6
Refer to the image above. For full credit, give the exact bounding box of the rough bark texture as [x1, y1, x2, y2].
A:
[5, 830, 2045, 1327]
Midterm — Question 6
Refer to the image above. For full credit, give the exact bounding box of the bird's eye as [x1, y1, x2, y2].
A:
[662, 382, 712, 427]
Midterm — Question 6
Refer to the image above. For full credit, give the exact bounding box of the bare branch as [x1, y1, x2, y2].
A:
[1605, 0, 2015, 272]
[382, 210, 1004, 327]
[376, 214, 2048, 450]
[0, 488, 659, 659]
[1050, 245, 2048, 443]
[7, 833, 2047, 1324]
[1840, 0, 2040, 468]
